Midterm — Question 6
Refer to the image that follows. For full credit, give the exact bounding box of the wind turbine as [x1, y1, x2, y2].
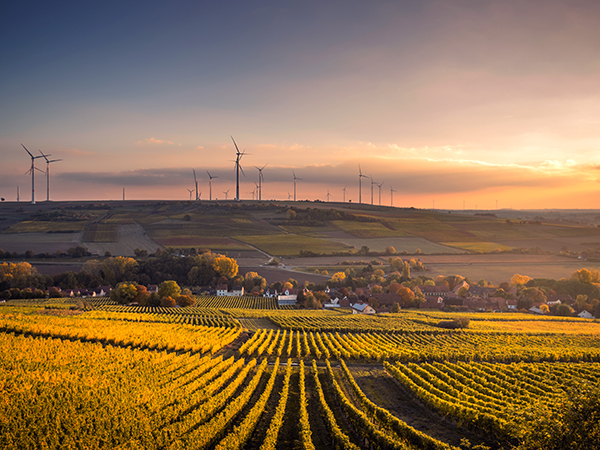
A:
[326, 189, 331, 202]
[231, 136, 246, 201]
[342, 186, 347, 203]
[255, 164, 267, 201]
[223, 189, 230, 200]
[192, 169, 199, 201]
[187, 189, 194, 201]
[370, 176, 376, 205]
[287, 192, 292, 201]
[206, 171, 218, 201]
[358, 165, 368, 204]
[390, 186, 396, 207]
[292, 170, 302, 202]
[22, 144, 44, 204]
[39, 150, 62, 202]
[377, 182, 384, 206]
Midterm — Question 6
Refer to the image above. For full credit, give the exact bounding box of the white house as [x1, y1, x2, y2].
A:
[277, 289, 298, 306]
[578, 310, 594, 319]
[351, 302, 375, 315]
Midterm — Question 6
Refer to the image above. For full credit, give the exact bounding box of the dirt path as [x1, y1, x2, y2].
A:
[349, 366, 496, 449]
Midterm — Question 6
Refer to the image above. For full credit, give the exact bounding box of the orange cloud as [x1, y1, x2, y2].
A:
[136, 137, 176, 145]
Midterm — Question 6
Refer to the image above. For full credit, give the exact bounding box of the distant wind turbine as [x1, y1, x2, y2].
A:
[187, 189, 194, 201]
[193, 169, 199, 201]
[21, 144, 44, 205]
[358, 165, 368, 204]
[377, 182, 384, 206]
[206, 170, 218, 201]
[287, 192, 292, 201]
[255, 164, 267, 201]
[223, 189, 230, 200]
[231, 136, 246, 201]
[342, 186, 347, 203]
[370, 176, 376, 205]
[293, 170, 302, 202]
[390, 186, 396, 207]
[39, 150, 62, 202]
[326, 189, 331, 202]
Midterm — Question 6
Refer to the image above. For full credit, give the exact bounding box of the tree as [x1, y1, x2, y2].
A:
[512, 273, 533, 286]
[330, 272, 346, 286]
[556, 303, 574, 316]
[158, 280, 181, 299]
[176, 294, 195, 307]
[385, 246, 396, 255]
[161, 296, 176, 307]
[110, 282, 138, 304]
[212, 256, 239, 279]
[134, 285, 150, 305]
[397, 286, 415, 308]
[391, 302, 400, 313]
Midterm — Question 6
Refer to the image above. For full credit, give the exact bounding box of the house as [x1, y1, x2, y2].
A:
[529, 305, 546, 315]
[216, 285, 245, 297]
[147, 285, 159, 294]
[421, 285, 450, 297]
[338, 297, 351, 308]
[95, 286, 112, 296]
[351, 302, 376, 315]
[323, 297, 341, 308]
[506, 299, 518, 310]
[578, 310, 594, 319]
[278, 288, 299, 306]
[422, 296, 444, 310]
[263, 289, 279, 298]
[216, 284, 228, 296]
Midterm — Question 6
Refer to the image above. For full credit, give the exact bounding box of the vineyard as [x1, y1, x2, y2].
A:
[1, 300, 599, 449]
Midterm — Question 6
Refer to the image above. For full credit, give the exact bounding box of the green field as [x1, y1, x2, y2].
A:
[2, 221, 86, 233]
[237, 233, 353, 256]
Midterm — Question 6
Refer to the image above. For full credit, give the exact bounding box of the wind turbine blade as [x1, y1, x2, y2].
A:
[231, 136, 240, 153]
[48, 159, 62, 163]
[21, 144, 34, 158]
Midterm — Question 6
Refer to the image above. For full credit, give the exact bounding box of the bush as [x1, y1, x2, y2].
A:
[437, 317, 470, 329]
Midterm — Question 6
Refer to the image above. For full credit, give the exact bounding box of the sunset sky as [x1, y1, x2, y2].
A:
[1, 0, 600, 209]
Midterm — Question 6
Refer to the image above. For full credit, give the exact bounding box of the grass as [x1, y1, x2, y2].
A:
[236, 234, 353, 256]
[2, 221, 86, 233]
[153, 237, 253, 250]
[331, 220, 411, 238]
[442, 241, 514, 252]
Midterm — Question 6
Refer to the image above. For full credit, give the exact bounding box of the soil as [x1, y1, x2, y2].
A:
[348, 365, 497, 449]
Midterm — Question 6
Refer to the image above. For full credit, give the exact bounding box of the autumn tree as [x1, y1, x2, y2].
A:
[110, 282, 139, 304]
[176, 294, 195, 307]
[512, 273, 533, 286]
[212, 256, 239, 279]
[397, 286, 415, 308]
[158, 280, 181, 299]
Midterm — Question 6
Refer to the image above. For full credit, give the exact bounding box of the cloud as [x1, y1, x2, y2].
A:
[136, 137, 176, 145]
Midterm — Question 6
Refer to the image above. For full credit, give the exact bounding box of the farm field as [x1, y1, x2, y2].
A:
[1, 299, 599, 449]
[83, 224, 162, 256]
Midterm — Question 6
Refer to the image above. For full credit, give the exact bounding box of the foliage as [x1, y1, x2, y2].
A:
[513, 385, 600, 450]
[213, 255, 239, 279]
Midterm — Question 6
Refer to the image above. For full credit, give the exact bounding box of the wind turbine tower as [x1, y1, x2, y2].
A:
[377, 182, 384, 206]
[206, 170, 219, 200]
[326, 189, 331, 202]
[187, 189, 194, 201]
[255, 164, 267, 201]
[370, 176, 376, 205]
[21, 144, 44, 204]
[358, 165, 367, 204]
[342, 186, 347, 203]
[390, 186, 396, 207]
[17, 186, 19, 202]
[206, 171, 218, 201]
[292, 170, 302, 202]
[193, 169, 199, 201]
[231, 136, 246, 201]
[39, 150, 62, 202]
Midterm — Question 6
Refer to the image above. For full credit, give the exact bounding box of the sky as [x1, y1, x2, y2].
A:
[1, 0, 600, 209]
